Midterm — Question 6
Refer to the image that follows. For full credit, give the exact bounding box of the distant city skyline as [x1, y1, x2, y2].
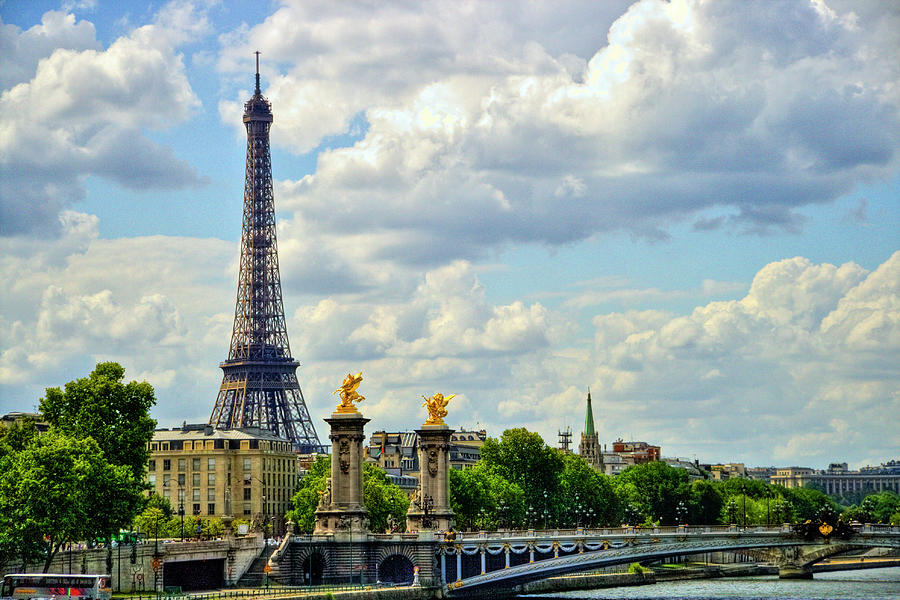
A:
[1, 1, 898, 469]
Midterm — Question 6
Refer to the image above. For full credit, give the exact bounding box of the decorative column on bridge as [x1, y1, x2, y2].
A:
[314, 374, 369, 534]
[407, 393, 455, 532]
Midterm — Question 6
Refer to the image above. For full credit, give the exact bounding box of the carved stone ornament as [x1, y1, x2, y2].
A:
[339, 439, 351, 474]
[428, 448, 439, 477]
[317, 478, 332, 509]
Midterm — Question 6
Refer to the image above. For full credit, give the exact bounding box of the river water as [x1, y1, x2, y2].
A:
[523, 566, 900, 599]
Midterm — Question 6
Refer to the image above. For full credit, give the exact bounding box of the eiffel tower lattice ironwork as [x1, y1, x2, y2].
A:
[209, 54, 323, 452]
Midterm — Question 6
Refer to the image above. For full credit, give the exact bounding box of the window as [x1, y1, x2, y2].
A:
[192, 473, 200, 486]
[243, 503, 251, 515]
[207, 503, 215, 515]
[243, 488, 251, 501]
[163, 473, 171, 485]
[163, 459, 171, 471]
[207, 488, 216, 501]
[148, 459, 156, 471]
[148, 474, 156, 485]
[243, 458, 251, 471]
[192, 489, 200, 501]
[177, 473, 186, 486]
[163, 488, 171, 500]
[208, 458, 215, 470]
[192, 458, 200, 470]
[193, 503, 201, 515]
[178, 458, 186, 471]
[207, 473, 215, 486]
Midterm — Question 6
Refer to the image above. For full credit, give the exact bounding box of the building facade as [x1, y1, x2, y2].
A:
[770, 465, 900, 495]
[708, 463, 746, 481]
[366, 428, 486, 475]
[147, 424, 298, 536]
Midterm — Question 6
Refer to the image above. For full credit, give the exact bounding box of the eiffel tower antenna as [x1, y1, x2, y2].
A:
[208, 54, 323, 453]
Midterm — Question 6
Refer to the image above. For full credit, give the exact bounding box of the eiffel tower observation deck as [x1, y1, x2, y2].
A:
[209, 54, 323, 453]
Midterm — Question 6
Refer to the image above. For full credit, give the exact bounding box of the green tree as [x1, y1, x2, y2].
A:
[40, 362, 157, 479]
[0, 432, 135, 571]
[842, 491, 900, 524]
[450, 463, 525, 530]
[363, 463, 409, 533]
[612, 461, 693, 525]
[134, 507, 168, 539]
[775, 485, 840, 522]
[146, 492, 173, 519]
[287, 455, 331, 533]
[481, 428, 563, 513]
[557, 453, 620, 527]
[690, 480, 724, 525]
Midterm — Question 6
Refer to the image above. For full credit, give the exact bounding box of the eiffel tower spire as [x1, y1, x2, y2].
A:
[208, 55, 323, 452]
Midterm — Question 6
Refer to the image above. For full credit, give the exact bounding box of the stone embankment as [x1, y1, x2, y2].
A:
[516, 571, 654, 594]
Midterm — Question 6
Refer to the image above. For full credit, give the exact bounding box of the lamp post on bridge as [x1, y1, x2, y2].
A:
[740, 483, 747, 528]
[725, 498, 738, 526]
[765, 488, 772, 527]
[178, 502, 185, 541]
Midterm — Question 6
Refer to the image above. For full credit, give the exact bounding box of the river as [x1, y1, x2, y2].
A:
[523, 566, 900, 599]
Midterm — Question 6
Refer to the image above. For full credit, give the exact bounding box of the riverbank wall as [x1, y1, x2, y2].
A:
[516, 571, 654, 594]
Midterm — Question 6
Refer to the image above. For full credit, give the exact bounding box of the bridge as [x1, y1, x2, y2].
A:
[268, 523, 900, 596]
[268, 403, 900, 596]
[436, 524, 900, 596]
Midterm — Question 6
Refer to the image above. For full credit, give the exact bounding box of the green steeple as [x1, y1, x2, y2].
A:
[584, 389, 595, 437]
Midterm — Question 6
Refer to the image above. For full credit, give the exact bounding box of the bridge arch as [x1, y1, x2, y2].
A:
[378, 554, 414, 584]
[374, 544, 419, 584]
[295, 548, 328, 586]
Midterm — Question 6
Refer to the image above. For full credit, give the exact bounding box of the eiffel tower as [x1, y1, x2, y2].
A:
[209, 54, 323, 453]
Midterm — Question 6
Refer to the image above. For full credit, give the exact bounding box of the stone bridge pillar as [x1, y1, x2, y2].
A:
[314, 411, 370, 534]
[407, 424, 454, 532]
[769, 543, 856, 579]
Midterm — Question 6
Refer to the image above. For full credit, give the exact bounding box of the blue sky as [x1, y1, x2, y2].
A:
[1, 0, 898, 468]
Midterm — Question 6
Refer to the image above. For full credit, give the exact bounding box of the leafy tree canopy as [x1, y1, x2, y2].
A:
[481, 428, 563, 510]
[40, 362, 156, 479]
[612, 461, 692, 525]
[450, 462, 525, 530]
[557, 453, 620, 527]
[0, 432, 136, 571]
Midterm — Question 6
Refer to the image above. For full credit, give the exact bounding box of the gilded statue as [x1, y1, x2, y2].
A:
[334, 372, 365, 413]
[422, 392, 455, 426]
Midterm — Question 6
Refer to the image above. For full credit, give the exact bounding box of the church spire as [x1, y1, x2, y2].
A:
[584, 389, 595, 436]
[579, 388, 602, 470]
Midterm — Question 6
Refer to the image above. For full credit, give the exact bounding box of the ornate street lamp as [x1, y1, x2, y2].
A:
[178, 503, 185, 541]
[725, 498, 738, 525]
[498, 499, 508, 530]
[740, 483, 747, 528]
